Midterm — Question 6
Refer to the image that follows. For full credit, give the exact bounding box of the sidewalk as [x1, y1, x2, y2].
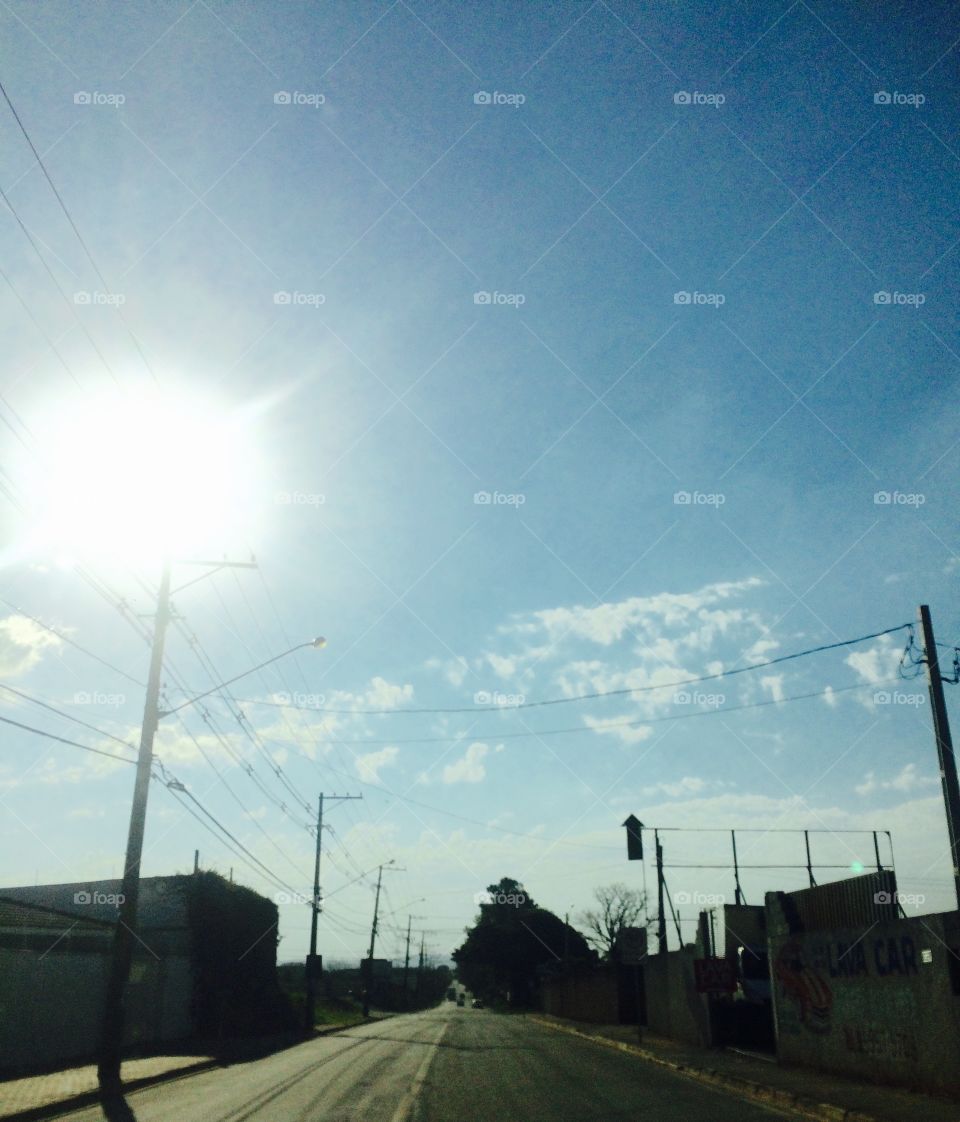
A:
[0, 1055, 218, 1121]
[530, 1015, 960, 1122]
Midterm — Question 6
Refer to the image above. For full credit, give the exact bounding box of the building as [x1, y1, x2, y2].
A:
[0, 872, 289, 1074]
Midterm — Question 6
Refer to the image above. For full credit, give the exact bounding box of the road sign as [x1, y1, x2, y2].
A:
[616, 926, 647, 965]
[694, 957, 736, 994]
[623, 815, 644, 860]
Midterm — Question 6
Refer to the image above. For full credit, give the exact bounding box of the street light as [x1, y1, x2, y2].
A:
[97, 563, 325, 1092]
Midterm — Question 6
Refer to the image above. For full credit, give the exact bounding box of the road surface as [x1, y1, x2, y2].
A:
[59, 1005, 790, 1121]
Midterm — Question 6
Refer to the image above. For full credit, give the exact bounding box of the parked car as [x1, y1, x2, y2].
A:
[471, 998, 483, 1009]
[456, 993, 465, 1006]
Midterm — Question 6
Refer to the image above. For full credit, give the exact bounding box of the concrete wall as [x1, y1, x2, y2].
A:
[767, 903, 960, 1094]
[0, 944, 193, 1072]
[541, 966, 620, 1024]
[643, 946, 712, 1047]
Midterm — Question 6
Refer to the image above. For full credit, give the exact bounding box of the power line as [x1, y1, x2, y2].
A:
[0, 597, 147, 687]
[252, 677, 902, 745]
[210, 624, 911, 715]
[0, 713, 136, 765]
[0, 76, 158, 384]
[0, 683, 137, 752]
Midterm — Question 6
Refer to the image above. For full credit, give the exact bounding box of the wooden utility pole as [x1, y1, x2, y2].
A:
[919, 605, 960, 910]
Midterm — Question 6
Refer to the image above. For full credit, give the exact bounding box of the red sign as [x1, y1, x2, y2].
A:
[694, 957, 736, 993]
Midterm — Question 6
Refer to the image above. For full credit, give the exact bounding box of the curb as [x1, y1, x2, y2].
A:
[0, 1058, 222, 1122]
[528, 1017, 879, 1122]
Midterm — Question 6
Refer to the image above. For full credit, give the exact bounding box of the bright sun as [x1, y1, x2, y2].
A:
[26, 386, 256, 564]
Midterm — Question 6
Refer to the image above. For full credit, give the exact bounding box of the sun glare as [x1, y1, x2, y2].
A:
[26, 387, 256, 564]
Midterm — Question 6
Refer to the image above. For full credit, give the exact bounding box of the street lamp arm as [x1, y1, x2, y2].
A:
[159, 637, 326, 718]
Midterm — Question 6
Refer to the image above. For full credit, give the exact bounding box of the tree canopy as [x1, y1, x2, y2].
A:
[577, 882, 647, 961]
[452, 877, 595, 1006]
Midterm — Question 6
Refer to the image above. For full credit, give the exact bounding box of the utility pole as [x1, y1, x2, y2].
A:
[305, 792, 361, 1030]
[362, 861, 401, 1017]
[919, 605, 960, 910]
[655, 830, 666, 955]
[415, 933, 425, 997]
[97, 556, 292, 1092]
[98, 560, 172, 1092]
[403, 915, 413, 1006]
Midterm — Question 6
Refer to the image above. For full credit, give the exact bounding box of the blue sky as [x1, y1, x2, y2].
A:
[1, 0, 959, 964]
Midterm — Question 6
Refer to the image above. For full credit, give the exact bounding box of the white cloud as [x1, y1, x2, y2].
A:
[855, 763, 936, 797]
[760, 675, 784, 702]
[642, 776, 709, 798]
[845, 638, 902, 687]
[442, 742, 492, 784]
[356, 746, 399, 783]
[0, 615, 63, 676]
[582, 715, 653, 745]
[363, 677, 413, 709]
[509, 578, 764, 649]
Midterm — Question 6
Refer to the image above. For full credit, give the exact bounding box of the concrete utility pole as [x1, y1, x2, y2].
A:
[362, 860, 400, 1017]
[402, 915, 413, 1004]
[919, 605, 960, 910]
[305, 792, 361, 1030]
[97, 556, 313, 1091]
[98, 560, 172, 1091]
[655, 831, 667, 955]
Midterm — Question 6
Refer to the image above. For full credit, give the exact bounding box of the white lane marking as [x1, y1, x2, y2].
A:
[388, 1016, 450, 1122]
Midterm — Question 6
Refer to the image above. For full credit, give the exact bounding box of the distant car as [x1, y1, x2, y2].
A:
[471, 998, 483, 1009]
[456, 993, 465, 1006]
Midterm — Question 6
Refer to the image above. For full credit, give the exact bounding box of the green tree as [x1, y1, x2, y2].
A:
[452, 877, 595, 1006]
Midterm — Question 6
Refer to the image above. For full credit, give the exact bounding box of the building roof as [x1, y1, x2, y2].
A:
[0, 896, 114, 931]
[0, 876, 190, 929]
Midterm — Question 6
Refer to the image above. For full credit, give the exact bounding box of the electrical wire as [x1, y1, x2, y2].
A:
[252, 676, 905, 746]
[0, 713, 136, 765]
[213, 624, 912, 715]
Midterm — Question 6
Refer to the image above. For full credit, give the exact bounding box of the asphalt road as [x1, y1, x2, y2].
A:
[58, 1006, 790, 1122]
